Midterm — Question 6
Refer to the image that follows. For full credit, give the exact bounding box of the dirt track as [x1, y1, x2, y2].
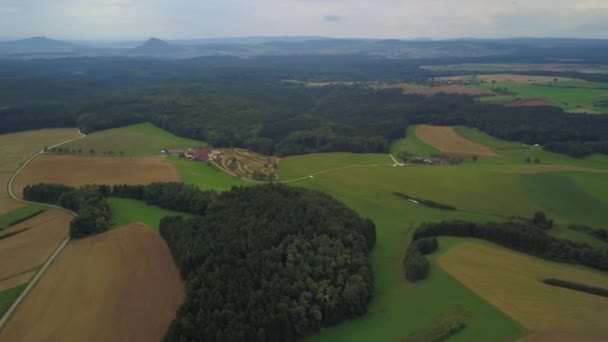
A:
[416, 125, 499, 157]
[13, 155, 181, 195]
[0, 209, 70, 281]
[0, 224, 184, 342]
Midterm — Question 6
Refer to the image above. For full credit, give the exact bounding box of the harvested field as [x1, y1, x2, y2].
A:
[415, 125, 499, 157]
[499, 166, 603, 174]
[0, 129, 80, 215]
[0, 272, 35, 293]
[502, 98, 555, 107]
[0, 209, 70, 281]
[0, 224, 184, 342]
[396, 84, 493, 96]
[13, 155, 181, 195]
[439, 240, 608, 336]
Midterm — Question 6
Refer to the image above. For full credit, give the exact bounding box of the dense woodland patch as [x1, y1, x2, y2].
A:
[160, 185, 376, 341]
[21, 182, 377, 340]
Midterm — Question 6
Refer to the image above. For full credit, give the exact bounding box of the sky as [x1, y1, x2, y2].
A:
[0, 0, 607, 40]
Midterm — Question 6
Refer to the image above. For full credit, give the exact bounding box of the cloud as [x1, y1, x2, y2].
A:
[323, 15, 342, 22]
[0, 0, 606, 39]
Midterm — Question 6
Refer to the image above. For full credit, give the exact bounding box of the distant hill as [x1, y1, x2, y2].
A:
[131, 38, 182, 54]
[0, 37, 80, 55]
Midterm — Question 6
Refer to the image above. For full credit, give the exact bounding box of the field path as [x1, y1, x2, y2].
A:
[0, 130, 85, 333]
[213, 158, 397, 184]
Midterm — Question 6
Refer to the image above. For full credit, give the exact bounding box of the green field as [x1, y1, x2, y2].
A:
[390, 126, 441, 157]
[0, 205, 46, 230]
[100, 123, 608, 340]
[61, 122, 208, 157]
[0, 284, 27, 317]
[423, 63, 608, 74]
[108, 198, 193, 231]
[476, 82, 608, 113]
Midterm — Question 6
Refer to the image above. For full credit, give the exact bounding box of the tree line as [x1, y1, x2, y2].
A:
[413, 220, 608, 272]
[23, 184, 110, 238]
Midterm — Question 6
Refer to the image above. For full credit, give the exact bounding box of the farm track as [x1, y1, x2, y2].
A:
[0, 130, 85, 333]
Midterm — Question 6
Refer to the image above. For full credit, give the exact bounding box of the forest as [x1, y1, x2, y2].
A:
[160, 185, 376, 341]
[1, 55, 608, 157]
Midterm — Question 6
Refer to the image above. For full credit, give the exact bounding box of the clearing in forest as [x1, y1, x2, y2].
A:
[13, 155, 181, 195]
[415, 125, 499, 157]
[439, 239, 608, 337]
[0, 224, 184, 342]
[0, 129, 81, 215]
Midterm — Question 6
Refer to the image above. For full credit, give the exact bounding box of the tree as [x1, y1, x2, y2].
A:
[534, 157, 541, 164]
[89, 149, 95, 155]
[43, 145, 48, 152]
[472, 155, 478, 162]
[525, 157, 531, 163]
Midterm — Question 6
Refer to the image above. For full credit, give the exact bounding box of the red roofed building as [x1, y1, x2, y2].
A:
[192, 149, 210, 162]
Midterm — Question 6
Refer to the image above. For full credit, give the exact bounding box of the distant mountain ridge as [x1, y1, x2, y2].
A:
[131, 38, 182, 54]
[0, 36, 79, 54]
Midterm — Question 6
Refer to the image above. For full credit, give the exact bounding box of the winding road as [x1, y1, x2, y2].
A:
[0, 130, 86, 332]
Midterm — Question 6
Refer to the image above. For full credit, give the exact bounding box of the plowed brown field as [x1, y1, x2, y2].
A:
[0, 209, 70, 280]
[416, 125, 499, 157]
[13, 155, 181, 195]
[0, 224, 184, 342]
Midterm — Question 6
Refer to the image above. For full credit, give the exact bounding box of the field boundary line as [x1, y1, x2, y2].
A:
[0, 129, 85, 332]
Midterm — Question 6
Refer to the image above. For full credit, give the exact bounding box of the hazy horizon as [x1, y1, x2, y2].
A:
[0, 1, 607, 41]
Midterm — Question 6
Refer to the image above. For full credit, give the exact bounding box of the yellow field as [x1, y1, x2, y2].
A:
[439, 239, 608, 338]
[415, 125, 499, 157]
[0, 129, 81, 215]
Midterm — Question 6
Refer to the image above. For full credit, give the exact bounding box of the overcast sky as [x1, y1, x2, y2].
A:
[0, 0, 607, 40]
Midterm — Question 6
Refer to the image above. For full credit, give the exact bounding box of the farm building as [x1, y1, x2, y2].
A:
[164, 149, 186, 155]
[189, 149, 221, 162]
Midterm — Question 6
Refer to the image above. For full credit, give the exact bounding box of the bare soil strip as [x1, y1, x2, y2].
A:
[0, 224, 184, 342]
[416, 125, 499, 157]
[13, 155, 180, 195]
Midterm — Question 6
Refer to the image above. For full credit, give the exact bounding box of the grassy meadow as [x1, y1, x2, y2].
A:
[61, 122, 208, 157]
[109, 198, 193, 231]
[476, 82, 608, 113]
[98, 123, 608, 340]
